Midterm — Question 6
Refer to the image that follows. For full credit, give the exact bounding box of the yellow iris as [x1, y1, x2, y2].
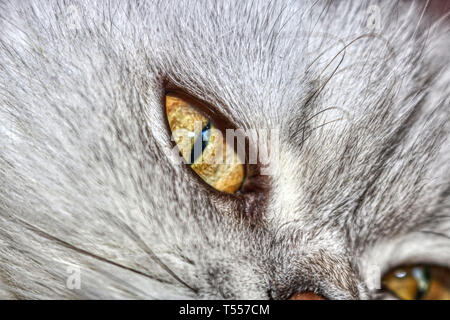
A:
[382, 265, 450, 300]
[165, 93, 244, 194]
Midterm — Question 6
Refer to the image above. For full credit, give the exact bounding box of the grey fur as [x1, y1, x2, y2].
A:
[0, 0, 449, 299]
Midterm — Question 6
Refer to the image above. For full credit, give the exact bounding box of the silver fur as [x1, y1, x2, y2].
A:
[0, 0, 449, 299]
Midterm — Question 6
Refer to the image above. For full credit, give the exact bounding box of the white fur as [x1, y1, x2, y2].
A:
[0, 0, 449, 299]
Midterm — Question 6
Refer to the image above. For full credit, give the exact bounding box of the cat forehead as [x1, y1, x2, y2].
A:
[148, 1, 404, 122]
[153, 0, 333, 109]
[149, 1, 450, 245]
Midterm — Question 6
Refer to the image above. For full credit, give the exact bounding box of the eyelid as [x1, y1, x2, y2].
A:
[164, 89, 236, 134]
[164, 89, 257, 167]
[165, 91, 246, 194]
[163, 87, 270, 201]
[362, 232, 450, 278]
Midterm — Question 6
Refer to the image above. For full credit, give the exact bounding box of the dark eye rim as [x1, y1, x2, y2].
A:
[158, 82, 270, 225]
[162, 87, 271, 207]
[164, 87, 237, 134]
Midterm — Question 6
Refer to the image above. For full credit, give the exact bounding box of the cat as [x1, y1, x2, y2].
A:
[0, 0, 449, 299]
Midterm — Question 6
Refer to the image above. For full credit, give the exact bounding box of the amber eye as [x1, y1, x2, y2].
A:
[165, 92, 244, 194]
[382, 265, 450, 300]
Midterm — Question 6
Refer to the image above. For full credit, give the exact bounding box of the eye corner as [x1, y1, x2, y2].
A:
[164, 90, 248, 195]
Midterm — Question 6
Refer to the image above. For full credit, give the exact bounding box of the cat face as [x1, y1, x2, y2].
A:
[0, 0, 449, 299]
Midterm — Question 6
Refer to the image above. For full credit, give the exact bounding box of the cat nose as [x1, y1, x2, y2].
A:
[288, 292, 325, 300]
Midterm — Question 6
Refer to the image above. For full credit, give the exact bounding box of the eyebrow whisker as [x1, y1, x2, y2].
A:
[420, 230, 450, 241]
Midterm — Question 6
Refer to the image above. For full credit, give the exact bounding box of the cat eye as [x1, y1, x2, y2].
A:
[165, 92, 245, 194]
[382, 265, 450, 300]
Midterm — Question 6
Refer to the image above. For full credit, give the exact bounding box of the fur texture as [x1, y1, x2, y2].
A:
[0, 0, 449, 299]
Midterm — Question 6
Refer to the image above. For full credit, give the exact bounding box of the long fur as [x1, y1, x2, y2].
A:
[0, 0, 449, 299]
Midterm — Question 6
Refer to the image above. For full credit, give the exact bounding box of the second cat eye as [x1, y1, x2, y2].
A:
[165, 92, 245, 194]
[382, 265, 450, 300]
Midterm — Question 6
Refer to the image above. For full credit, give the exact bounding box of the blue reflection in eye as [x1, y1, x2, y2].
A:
[190, 121, 211, 164]
[395, 270, 407, 279]
[412, 267, 430, 299]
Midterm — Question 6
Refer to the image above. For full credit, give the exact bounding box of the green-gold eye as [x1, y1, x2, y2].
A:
[382, 265, 450, 300]
[165, 93, 244, 194]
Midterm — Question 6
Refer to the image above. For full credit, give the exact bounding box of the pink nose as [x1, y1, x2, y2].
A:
[288, 292, 325, 300]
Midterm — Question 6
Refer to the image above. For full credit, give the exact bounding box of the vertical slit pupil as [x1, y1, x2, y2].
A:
[190, 121, 211, 164]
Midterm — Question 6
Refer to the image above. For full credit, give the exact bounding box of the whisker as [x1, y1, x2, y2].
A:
[421, 230, 450, 241]
[111, 219, 199, 294]
[11, 216, 160, 281]
[300, 118, 344, 146]
[11, 215, 198, 294]
[412, 0, 430, 39]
